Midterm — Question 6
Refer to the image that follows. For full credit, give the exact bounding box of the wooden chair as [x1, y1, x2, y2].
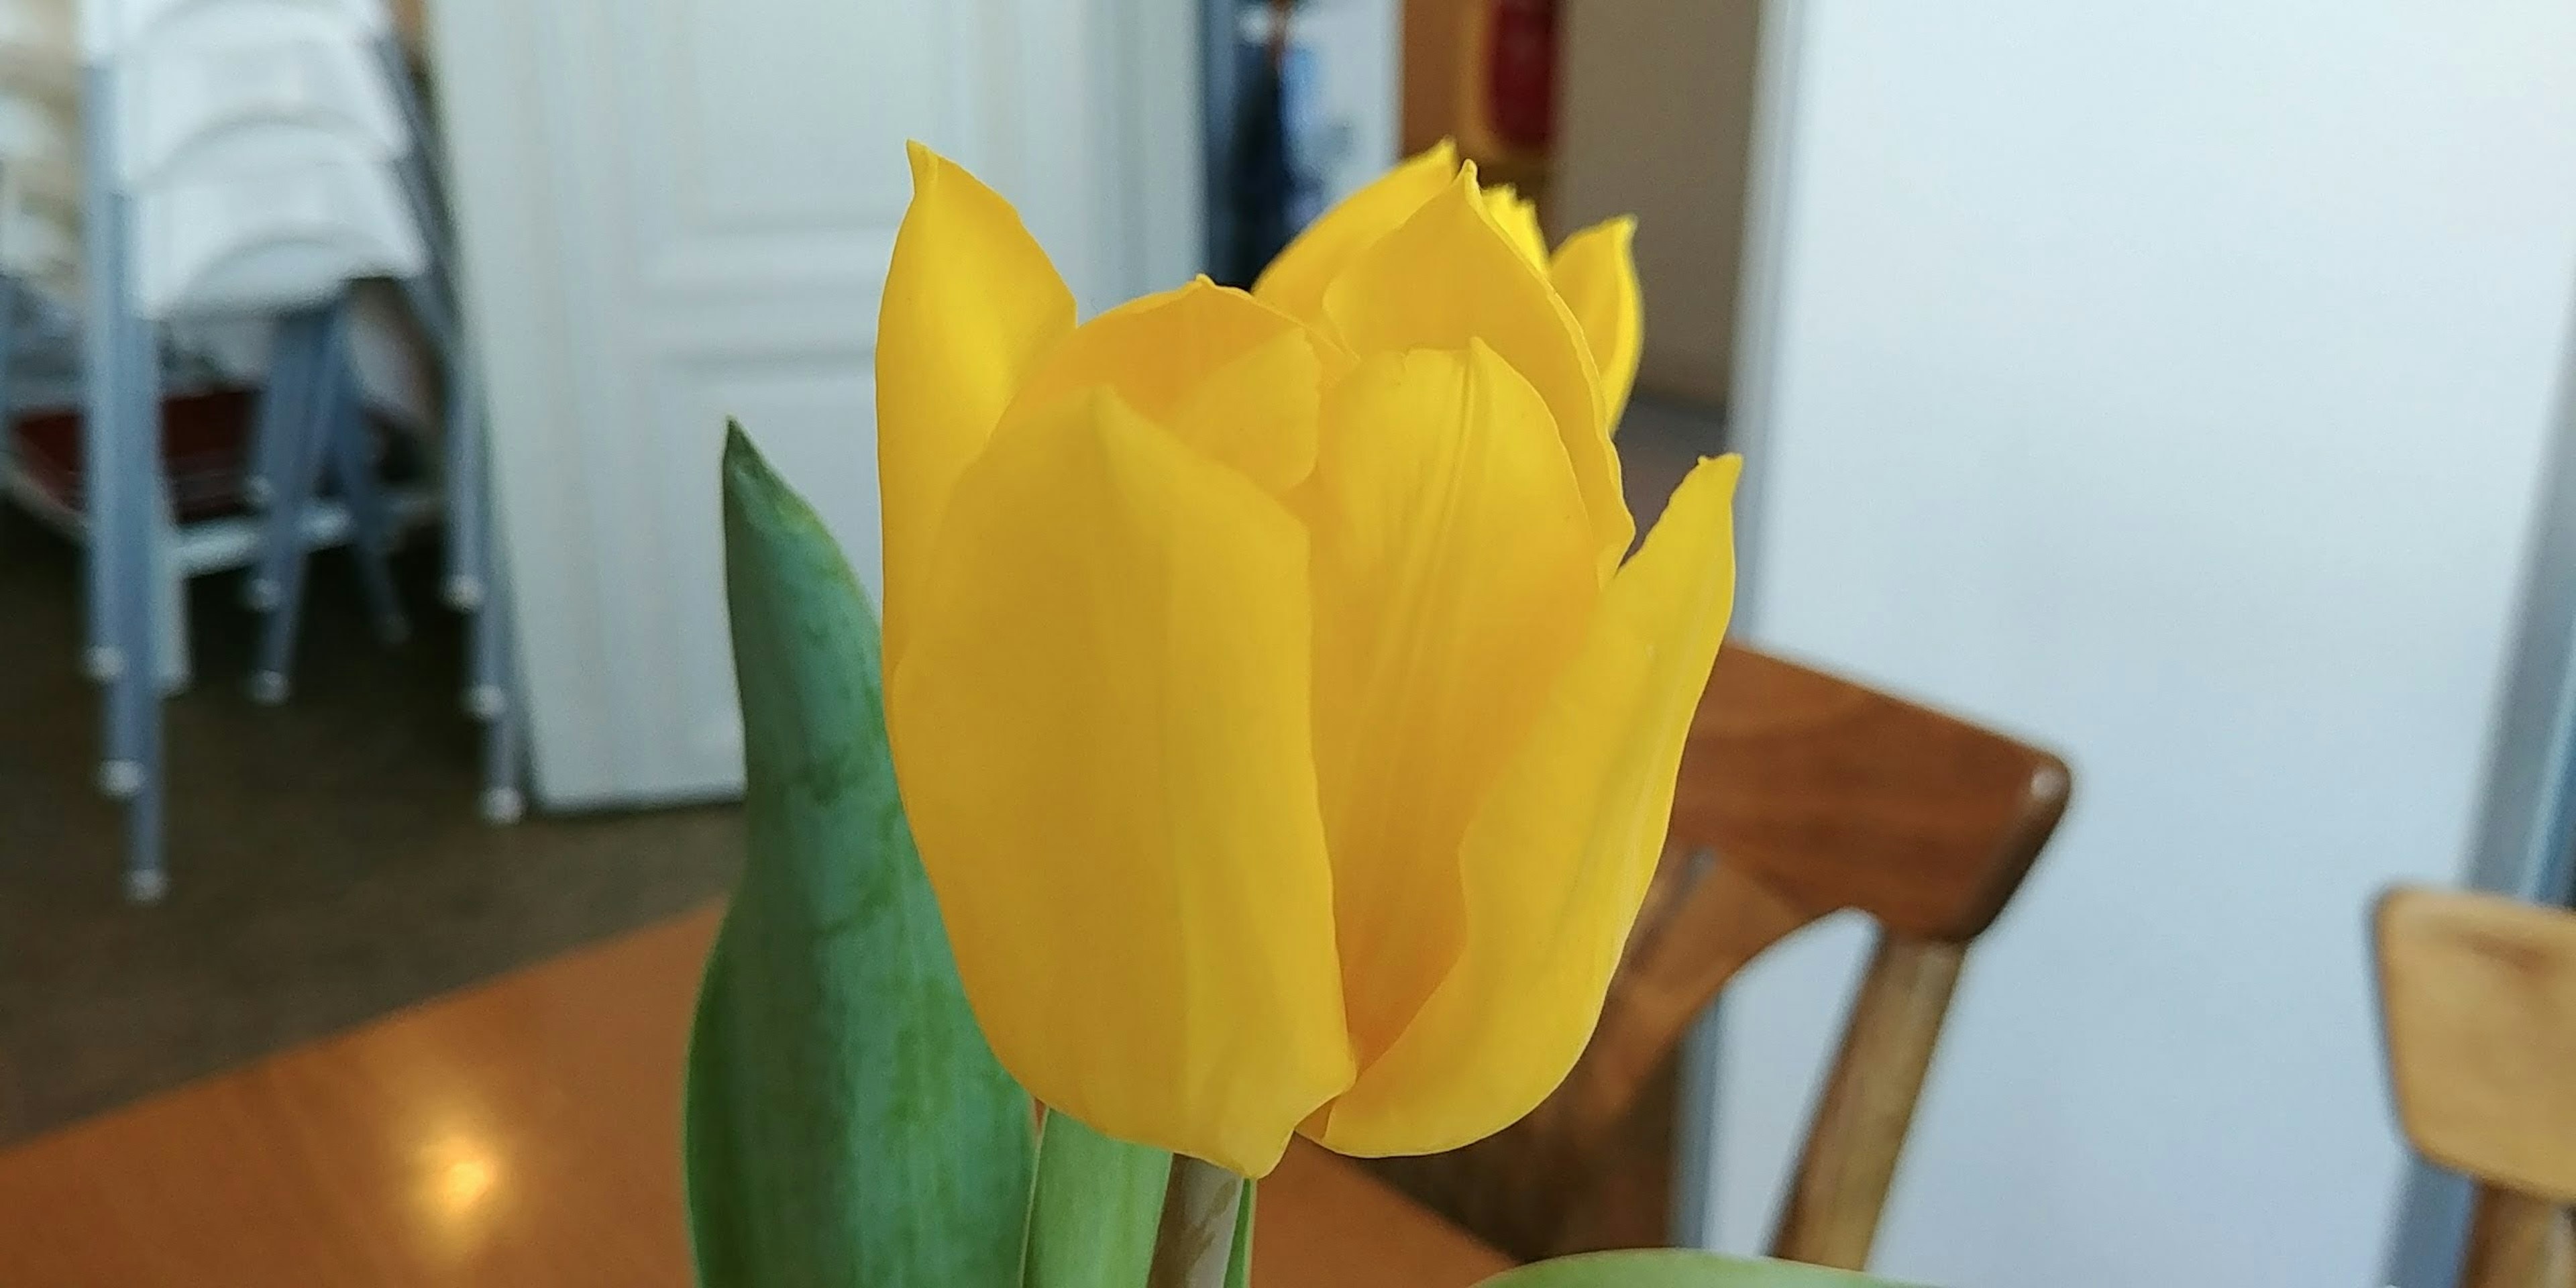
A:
[2375, 887, 2576, 1288]
[1364, 643, 2073, 1270]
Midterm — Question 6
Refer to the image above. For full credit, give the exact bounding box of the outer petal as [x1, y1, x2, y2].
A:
[877, 142, 1075, 672]
[1303, 342, 1597, 1065]
[1483, 183, 1549, 270]
[1322, 170, 1633, 579]
[1312, 455, 1741, 1157]
[1006, 276, 1346, 492]
[1253, 140, 1459, 325]
[888, 388, 1353, 1177]
[1551, 218, 1644, 434]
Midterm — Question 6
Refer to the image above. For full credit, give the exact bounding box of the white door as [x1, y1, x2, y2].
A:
[428, 0, 1195, 808]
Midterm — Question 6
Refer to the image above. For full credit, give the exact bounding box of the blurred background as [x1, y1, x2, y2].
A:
[1, 2, 2573, 1287]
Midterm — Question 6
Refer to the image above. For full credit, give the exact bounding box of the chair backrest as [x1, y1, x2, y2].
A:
[2375, 887, 2576, 1288]
[1363, 643, 2072, 1269]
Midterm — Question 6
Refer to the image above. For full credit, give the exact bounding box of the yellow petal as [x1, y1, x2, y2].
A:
[888, 388, 1354, 1177]
[877, 142, 1075, 673]
[1302, 341, 1597, 1066]
[1551, 217, 1644, 434]
[1313, 455, 1741, 1157]
[1483, 183, 1549, 270]
[1253, 140, 1459, 326]
[1322, 168, 1633, 578]
[1168, 327, 1343, 492]
[1006, 276, 1345, 492]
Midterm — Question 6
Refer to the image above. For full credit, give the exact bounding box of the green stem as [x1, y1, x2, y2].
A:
[1145, 1155, 1244, 1288]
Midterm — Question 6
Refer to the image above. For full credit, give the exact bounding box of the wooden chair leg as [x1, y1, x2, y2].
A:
[1769, 934, 1966, 1271]
[2461, 1185, 2574, 1288]
[1549, 1050, 1682, 1257]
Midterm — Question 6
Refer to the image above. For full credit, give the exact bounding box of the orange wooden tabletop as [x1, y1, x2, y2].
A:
[0, 908, 1511, 1287]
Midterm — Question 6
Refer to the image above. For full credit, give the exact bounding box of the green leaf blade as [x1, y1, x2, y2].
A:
[1222, 1179, 1256, 1288]
[685, 425, 1036, 1287]
[1022, 1110, 1172, 1288]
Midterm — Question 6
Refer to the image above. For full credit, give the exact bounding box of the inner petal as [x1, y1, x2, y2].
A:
[1321, 170, 1633, 580]
[1006, 276, 1345, 492]
[1301, 341, 1598, 1064]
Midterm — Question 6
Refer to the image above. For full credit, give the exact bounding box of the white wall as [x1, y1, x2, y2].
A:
[1712, 4, 2576, 1286]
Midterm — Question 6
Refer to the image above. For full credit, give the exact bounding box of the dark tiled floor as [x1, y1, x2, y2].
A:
[0, 513, 742, 1142]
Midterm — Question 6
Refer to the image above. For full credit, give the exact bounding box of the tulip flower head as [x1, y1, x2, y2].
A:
[877, 140, 1739, 1178]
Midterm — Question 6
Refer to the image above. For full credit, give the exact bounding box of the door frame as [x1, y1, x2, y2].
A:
[1670, 0, 1813, 1250]
[2381, 272, 2576, 1287]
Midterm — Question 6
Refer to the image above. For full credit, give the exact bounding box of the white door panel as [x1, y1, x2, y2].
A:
[430, 0, 1165, 808]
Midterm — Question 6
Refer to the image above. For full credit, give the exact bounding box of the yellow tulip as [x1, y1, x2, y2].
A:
[877, 142, 1739, 1178]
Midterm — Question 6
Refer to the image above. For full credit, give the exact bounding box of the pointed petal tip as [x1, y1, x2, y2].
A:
[1627, 454, 1743, 575]
[1696, 452, 1745, 490]
[1643, 455, 1743, 545]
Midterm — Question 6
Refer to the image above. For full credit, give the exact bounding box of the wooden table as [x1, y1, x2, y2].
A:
[0, 909, 1511, 1287]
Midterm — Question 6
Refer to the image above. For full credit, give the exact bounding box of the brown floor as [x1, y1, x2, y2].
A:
[0, 514, 743, 1143]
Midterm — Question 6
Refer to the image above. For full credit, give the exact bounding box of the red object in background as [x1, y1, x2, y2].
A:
[11, 390, 259, 522]
[1485, 0, 1558, 151]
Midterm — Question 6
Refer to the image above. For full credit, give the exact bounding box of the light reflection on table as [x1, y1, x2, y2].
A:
[0, 908, 1511, 1287]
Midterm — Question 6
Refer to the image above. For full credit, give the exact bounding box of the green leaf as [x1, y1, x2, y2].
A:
[686, 425, 1036, 1287]
[1477, 1250, 1925, 1288]
[1222, 1180, 1256, 1288]
[1022, 1110, 1171, 1288]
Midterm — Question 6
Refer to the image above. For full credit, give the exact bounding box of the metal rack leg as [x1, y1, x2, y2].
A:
[77, 68, 126, 687]
[373, 36, 455, 250]
[464, 546, 503, 722]
[474, 533, 521, 824]
[242, 313, 321, 513]
[439, 345, 484, 612]
[372, 37, 485, 614]
[246, 299, 347, 705]
[323, 356, 409, 645]
[378, 32, 521, 825]
[117, 313, 166, 904]
[151, 475, 186, 693]
[244, 309, 325, 613]
[95, 199, 148, 799]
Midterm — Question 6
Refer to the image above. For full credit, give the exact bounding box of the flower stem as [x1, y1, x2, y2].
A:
[1144, 1154, 1244, 1288]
